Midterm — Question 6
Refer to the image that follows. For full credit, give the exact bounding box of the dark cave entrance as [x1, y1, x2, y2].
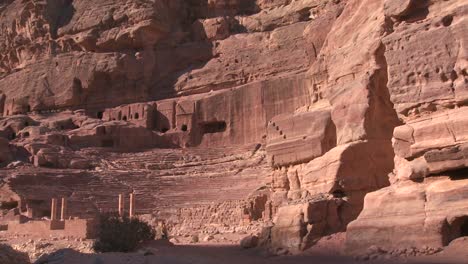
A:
[102, 139, 114, 148]
[461, 218, 468, 237]
[444, 215, 468, 245]
[0, 201, 18, 210]
[331, 189, 346, 198]
[201, 121, 227, 134]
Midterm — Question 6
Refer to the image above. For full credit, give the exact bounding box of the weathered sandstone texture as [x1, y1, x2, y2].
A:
[346, 0, 468, 254]
[0, 0, 467, 258]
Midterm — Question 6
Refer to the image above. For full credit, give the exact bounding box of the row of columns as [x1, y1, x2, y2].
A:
[49, 193, 136, 220]
[50, 197, 67, 221]
[118, 193, 135, 217]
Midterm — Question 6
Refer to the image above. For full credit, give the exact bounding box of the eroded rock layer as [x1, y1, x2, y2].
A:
[0, 0, 467, 257]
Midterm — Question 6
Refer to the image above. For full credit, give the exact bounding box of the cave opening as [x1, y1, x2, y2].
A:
[447, 168, 468, 181]
[42, 209, 51, 218]
[442, 15, 453, 27]
[122, 116, 127, 121]
[23, 132, 30, 138]
[181, 124, 188, 132]
[444, 215, 468, 245]
[331, 189, 346, 198]
[134, 113, 139, 119]
[0, 201, 18, 210]
[102, 139, 114, 148]
[26, 105, 31, 112]
[97, 111, 103, 119]
[461, 218, 468, 237]
[201, 121, 227, 134]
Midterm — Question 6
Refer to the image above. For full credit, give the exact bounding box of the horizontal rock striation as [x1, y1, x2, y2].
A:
[346, 0, 468, 254]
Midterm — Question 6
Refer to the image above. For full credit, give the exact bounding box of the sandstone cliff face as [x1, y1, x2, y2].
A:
[346, 0, 468, 253]
[0, 0, 467, 257]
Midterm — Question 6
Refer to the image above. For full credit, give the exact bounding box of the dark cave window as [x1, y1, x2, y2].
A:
[444, 215, 468, 245]
[181, 124, 188, 132]
[447, 168, 468, 181]
[122, 116, 127, 121]
[461, 218, 468, 237]
[442, 15, 453, 27]
[161, 128, 169, 133]
[102, 139, 114, 148]
[23, 132, 30, 138]
[201, 121, 227, 134]
[97, 112, 104, 119]
[332, 189, 346, 198]
[41, 209, 51, 218]
[26, 105, 31, 112]
[0, 201, 18, 210]
[134, 113, 139, 119]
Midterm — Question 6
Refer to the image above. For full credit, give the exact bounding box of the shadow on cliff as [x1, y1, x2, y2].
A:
[0, 244, 30, 264]
[151, 1, 255, 100]
[47, 0, 76, 39]
[151, 39, 214, 100]
[446, 167, 468, 181]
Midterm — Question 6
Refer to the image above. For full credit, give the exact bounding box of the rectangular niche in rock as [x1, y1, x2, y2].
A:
[201, 121, 227, 134]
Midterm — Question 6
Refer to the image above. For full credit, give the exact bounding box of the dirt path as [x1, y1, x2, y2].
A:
[34, 244, 375, 264]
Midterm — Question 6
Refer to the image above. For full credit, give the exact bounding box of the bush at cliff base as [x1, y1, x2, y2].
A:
[93, 213, 156, 253]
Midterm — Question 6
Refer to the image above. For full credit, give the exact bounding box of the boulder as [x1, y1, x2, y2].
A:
[240, 235, 259, 249]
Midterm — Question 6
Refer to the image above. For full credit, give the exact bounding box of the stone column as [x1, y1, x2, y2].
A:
[118, 194, 124, 217]
[60, 197, 67, 221]
[129, 193, 135, 218]
[51, 198, 57, 220]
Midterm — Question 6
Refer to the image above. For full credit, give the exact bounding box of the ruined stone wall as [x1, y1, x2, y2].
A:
[5, 219, 96, 239]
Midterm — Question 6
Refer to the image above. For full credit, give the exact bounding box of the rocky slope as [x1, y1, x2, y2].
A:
[0, 0, 467, 261]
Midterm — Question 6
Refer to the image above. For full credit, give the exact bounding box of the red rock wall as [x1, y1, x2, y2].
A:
[0, 0, 467, 256]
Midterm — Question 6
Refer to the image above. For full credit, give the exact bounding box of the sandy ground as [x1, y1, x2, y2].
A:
[33, 244, 381, 264]
[32, 238, 468, 264]
[3, 232, 468, 264]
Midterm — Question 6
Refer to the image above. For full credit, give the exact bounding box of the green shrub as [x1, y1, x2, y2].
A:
[93, 213, 155, 253]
